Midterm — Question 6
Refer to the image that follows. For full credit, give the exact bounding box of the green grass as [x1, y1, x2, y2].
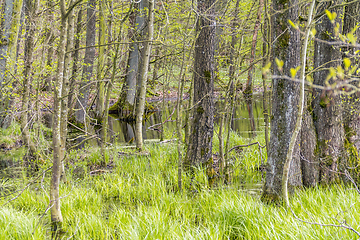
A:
[0, 132, 360, 239]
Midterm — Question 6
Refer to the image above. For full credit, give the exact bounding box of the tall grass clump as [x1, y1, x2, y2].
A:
[1, 131, 360, 239]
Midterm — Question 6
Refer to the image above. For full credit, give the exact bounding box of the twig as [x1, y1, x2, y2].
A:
[226, 142, 265, 155]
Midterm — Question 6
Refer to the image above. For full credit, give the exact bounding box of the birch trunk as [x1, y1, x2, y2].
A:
[135, 0, 154, 151]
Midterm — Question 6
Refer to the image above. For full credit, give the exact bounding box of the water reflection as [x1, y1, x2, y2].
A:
[109, 93, 265, 143]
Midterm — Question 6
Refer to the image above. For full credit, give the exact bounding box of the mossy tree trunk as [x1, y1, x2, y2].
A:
[262, 0, 302, 202]
[312, 0, 344, 185]
[109, 1, 147, 119]
[184, 0, 215, 168]
[341, 0, 360, 182]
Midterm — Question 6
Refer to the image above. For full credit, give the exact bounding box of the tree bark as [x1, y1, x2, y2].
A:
[341, 0, 360, 182]
[21, 0, 39, 159]
[312, 0, 344, 184]
[95, 0, 107, 121]
[51, 0, 67, 231]
[68, 6, 83, 113]
[0, 0, 23, 128]
[135, 0, 154, 151]
[184, 0, 215, 168]
[262, 0, 302, 202]
[59, 2, 75, 182]
[109, 1, 147, 118]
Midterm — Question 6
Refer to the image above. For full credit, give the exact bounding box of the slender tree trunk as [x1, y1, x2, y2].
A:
[21, 0, 39, 159]
[184, 0, 215, 168]
[135, 0, 154, 151]
[95, 0, 107, 121]
[59, 2, 75, 182]
[312, 0, 344, 185]
[262, 0, 270, 156]
[68, 6, 83, 113]
[42, 0, 54, 91]
[51, 0, 67, 231]
[75, 0, 96, 124]
[262, 0, 301, 202]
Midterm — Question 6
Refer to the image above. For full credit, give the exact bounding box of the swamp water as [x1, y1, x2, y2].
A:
[109, 93, 266, 143]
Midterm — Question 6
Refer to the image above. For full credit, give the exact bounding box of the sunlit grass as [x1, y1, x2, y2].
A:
[1, 133, 360, 239]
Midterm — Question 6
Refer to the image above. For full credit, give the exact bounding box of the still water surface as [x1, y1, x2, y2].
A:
[109, 94, 265, 143]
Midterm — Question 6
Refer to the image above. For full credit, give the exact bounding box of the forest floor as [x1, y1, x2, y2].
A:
[0, 125, 359, 239]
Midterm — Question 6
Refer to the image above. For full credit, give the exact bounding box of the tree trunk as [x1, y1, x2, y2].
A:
[74, 0, 96, 124]
[59, 2, 75, 182]
[21, 0, 39, 159]
[51, 0, 67, 231]
[262, 0, 270, 156]
[0, 0, 23, 128]
[301, 98, 318, 187]
[135, 0, 154, 151]
[95, 0, 107, 121]
[0, 0, 15, 84]
[312, 1, 344, 185]
[184, 0, 215, 168]
[262, 0, 301, 202]
[68, 6, 83, 113]
[109, 1, 147, 119]
[341, 0, 360, 183]
[42, 0, 55, 91]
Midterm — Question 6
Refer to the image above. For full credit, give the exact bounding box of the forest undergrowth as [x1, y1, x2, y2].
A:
[0, 124, 359, 239]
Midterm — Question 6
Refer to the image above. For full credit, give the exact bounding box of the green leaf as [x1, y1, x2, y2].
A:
[306, 75, 313, 84]
[337, 65, 344, 79]
[310, 28, 317, 37]
[325, 10, 337, 23]
[262, 62, 271, 75]
[347, 33, 357, 45]
[343, 58, 351, 70]
[290, 66, 301, 78]
[288, 20, 298, 30]
[325, 10, 333, 21]
[275, 58, 284, 71]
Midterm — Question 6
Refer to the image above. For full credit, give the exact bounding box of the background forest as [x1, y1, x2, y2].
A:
[1, 0, 360, 239]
